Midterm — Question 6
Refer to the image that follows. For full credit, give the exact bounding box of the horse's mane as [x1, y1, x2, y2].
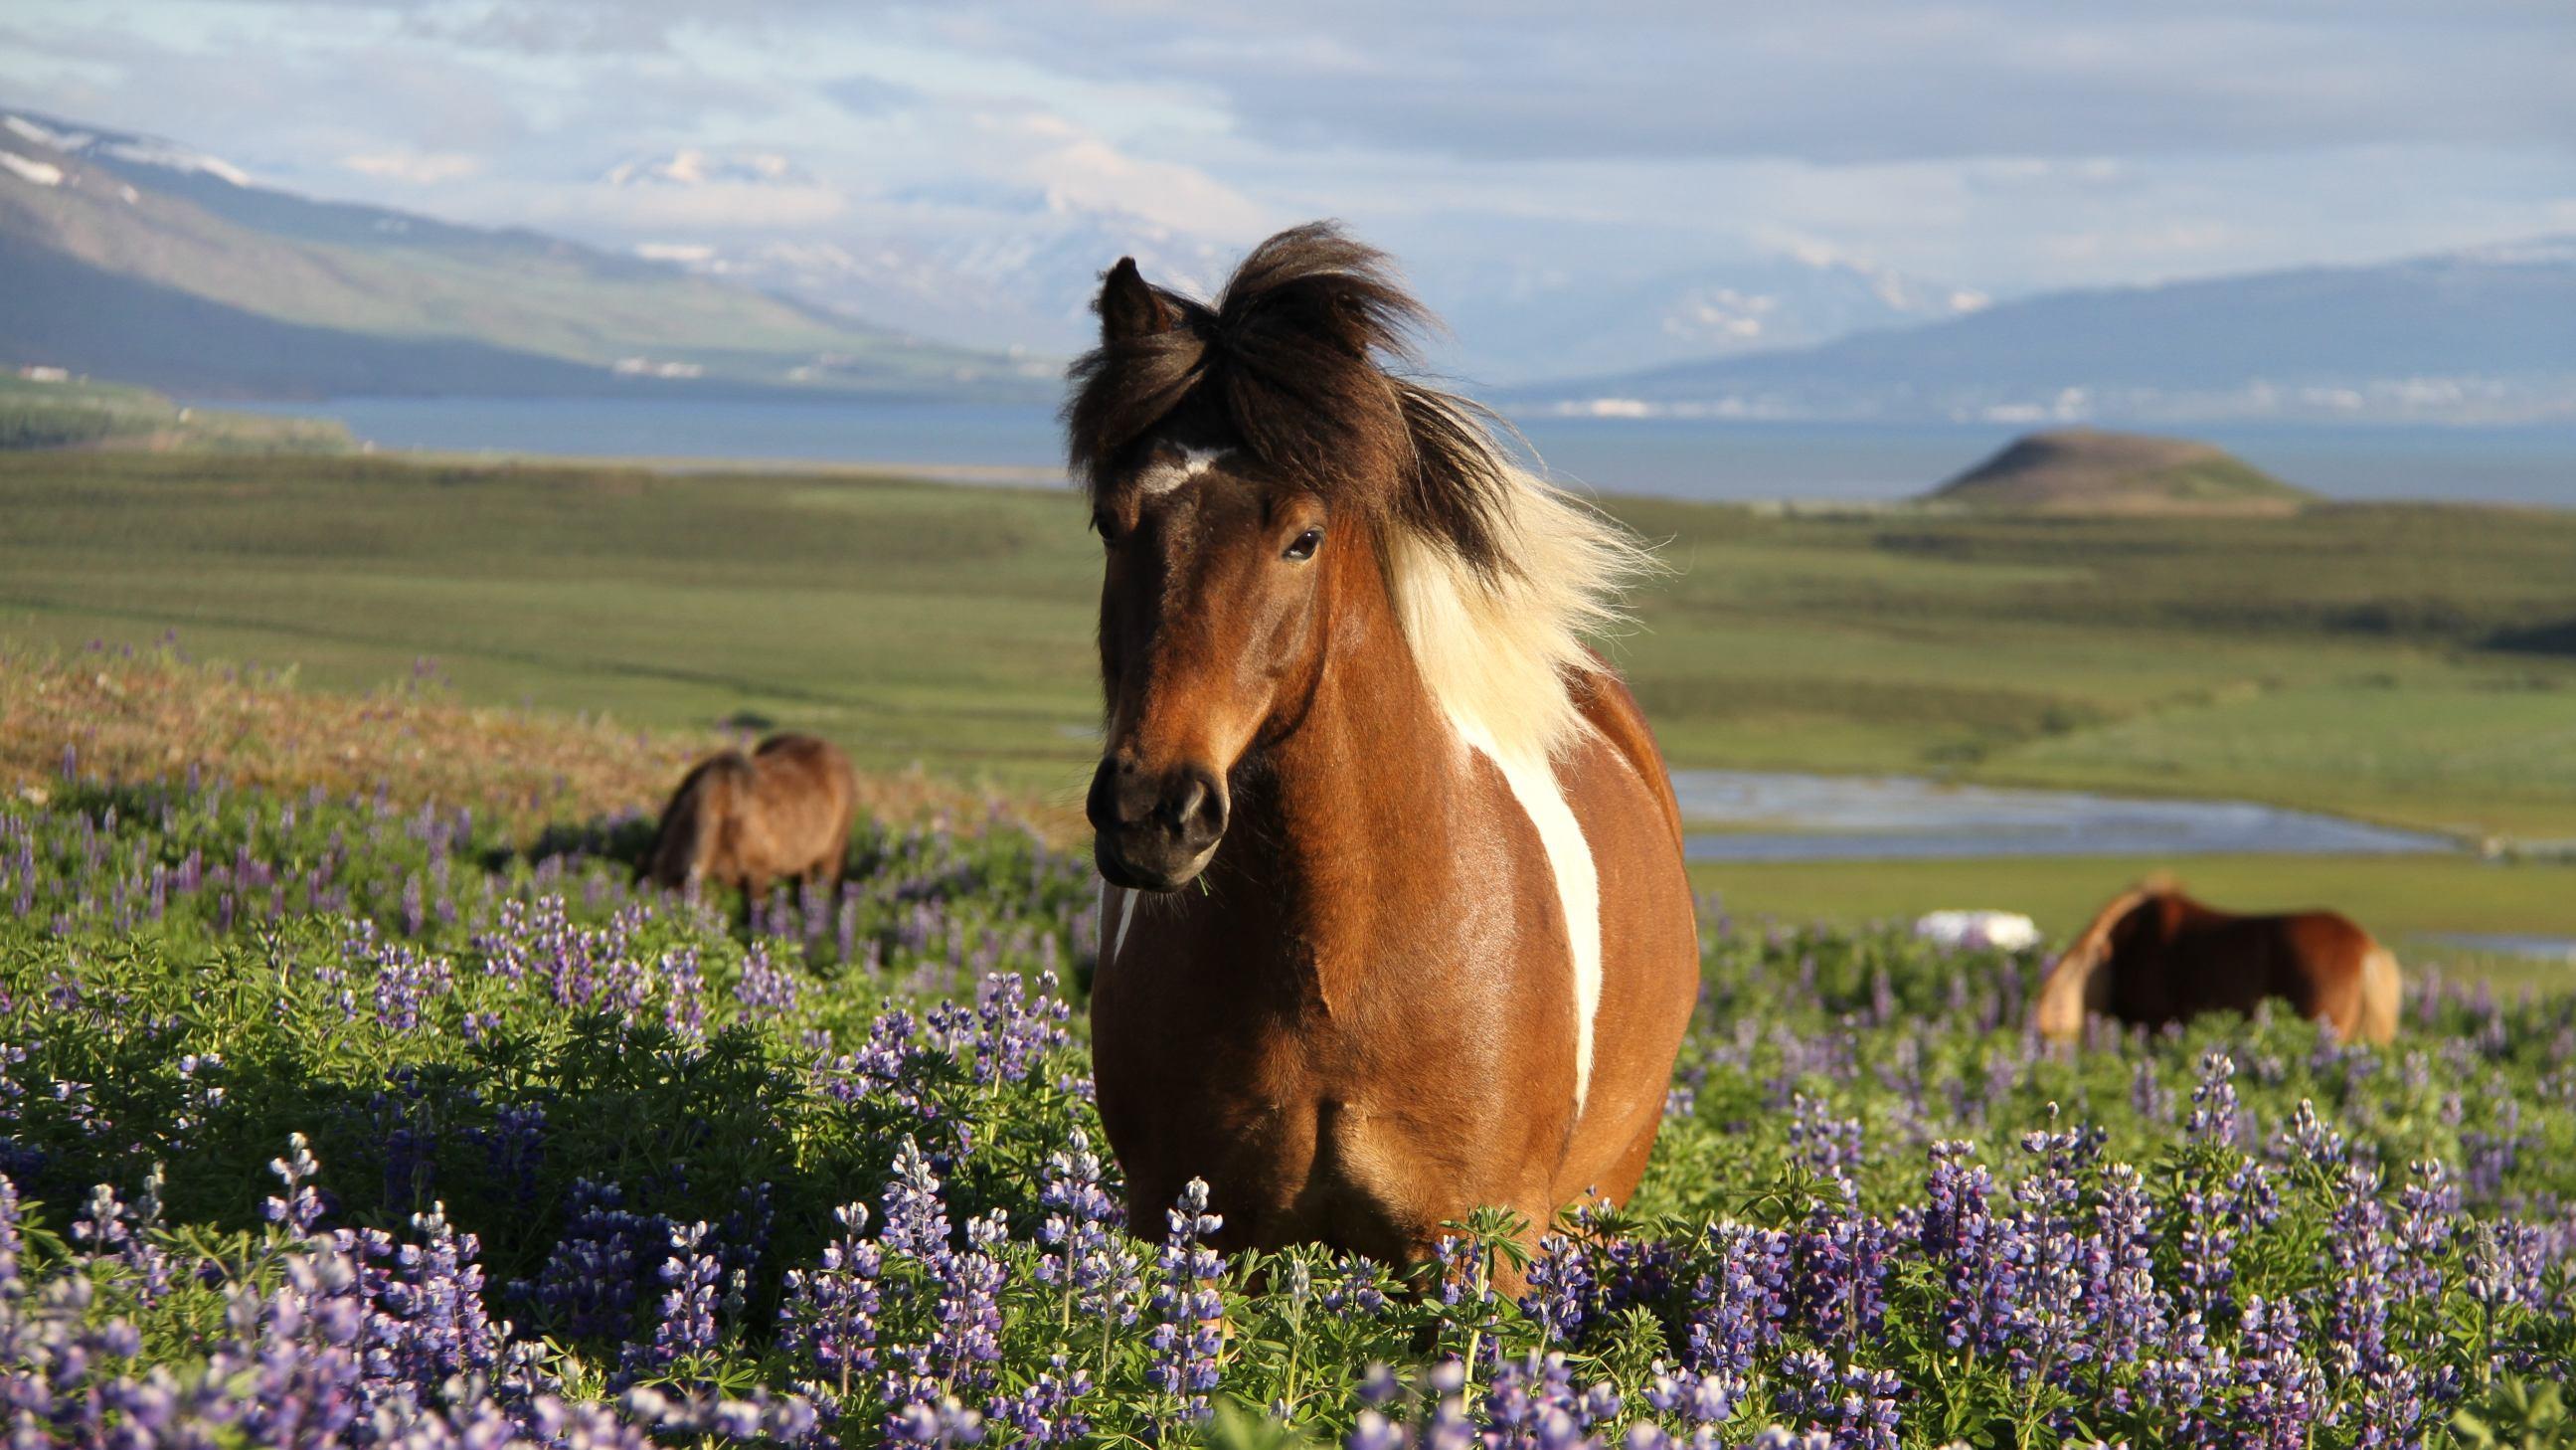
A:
[2032, 873, 2181, 1041]
[1063, 222, 1651, 767]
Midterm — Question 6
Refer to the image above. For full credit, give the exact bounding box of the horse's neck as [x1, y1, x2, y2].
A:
[1217, 560, 1474, 1001]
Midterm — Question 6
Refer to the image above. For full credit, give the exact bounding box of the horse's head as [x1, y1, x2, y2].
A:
[1076, 261, 1345, 892]
[1065, 225, 1624, 893]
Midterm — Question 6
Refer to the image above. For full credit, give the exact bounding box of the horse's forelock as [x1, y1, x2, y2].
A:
[1064, 222, 1519, 576]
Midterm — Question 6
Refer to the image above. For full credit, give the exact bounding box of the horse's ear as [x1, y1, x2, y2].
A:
[1097, 257, 1176, 343]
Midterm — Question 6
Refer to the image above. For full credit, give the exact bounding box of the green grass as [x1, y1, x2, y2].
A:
[0, 374, 350, 452]
[4, 450, 2575, 855]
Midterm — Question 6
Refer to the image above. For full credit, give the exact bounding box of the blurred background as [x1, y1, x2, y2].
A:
[3, 1, 2573, 970]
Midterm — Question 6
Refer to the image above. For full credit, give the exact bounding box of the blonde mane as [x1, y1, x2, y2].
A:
[1386, 451, 1655, 772]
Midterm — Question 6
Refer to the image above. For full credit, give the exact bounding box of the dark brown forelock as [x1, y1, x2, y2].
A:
[1064, 221, 1520, 576]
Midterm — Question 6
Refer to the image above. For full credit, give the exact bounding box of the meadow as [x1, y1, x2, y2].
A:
[3, 451, 2574, 946]
[0, 376, 351, 453]
[1, 644, 2572, 1448]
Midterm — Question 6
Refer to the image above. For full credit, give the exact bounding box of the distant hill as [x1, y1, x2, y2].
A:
[1510, 241, 2576, 426]
[1930, 429, 2318, 514]
[0, 107, 1054, 403]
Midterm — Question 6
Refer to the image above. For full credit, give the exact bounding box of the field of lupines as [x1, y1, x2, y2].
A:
[5, 669, 2575, 1448]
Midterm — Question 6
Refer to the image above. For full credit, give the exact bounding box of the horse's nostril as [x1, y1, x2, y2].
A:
[1160, 776, 1206, 831]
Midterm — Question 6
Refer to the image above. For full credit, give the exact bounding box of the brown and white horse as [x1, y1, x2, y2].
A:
[643, 733, 856, 912]
[1067, 224, 1700, 1272]
[2034, 876, 2402, 1045]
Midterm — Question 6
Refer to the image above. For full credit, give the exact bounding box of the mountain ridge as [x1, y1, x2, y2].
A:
[0, 105, 1053, 403]
[1508, 243, 2576, 426]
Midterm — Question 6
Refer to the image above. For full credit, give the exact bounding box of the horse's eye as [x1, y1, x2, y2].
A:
[1094, 512, 1120, 547]
[1283, 528, 1323, 562]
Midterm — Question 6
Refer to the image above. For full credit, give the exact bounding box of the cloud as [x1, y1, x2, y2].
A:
[538, 178, 852, 231]
[966, 108, 1270, 239]
[821, 74, 921, 118]
[0, 0, 2567, 317]
[928, 1, 2576, 165]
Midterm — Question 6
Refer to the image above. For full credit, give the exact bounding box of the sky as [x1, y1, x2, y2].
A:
[5, 0, 2573, 316]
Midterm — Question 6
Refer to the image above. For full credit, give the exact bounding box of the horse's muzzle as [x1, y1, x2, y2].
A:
[1088, 757, 1226, 891]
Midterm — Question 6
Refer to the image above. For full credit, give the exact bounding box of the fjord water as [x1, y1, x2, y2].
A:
[1670, 770, 2457, 862]
[223, 397, 2576, 506]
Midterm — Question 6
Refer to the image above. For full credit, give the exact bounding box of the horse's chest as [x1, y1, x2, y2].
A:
[1094, 994, 1491, 1252]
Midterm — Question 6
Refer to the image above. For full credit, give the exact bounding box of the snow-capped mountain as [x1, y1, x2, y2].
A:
[4, 111, 252, 187]
[629, 201, 1236, 356]
[1509, 240, 2576, 425]
[1416, 251, 1991, 383]
[602, 149, 814, 189]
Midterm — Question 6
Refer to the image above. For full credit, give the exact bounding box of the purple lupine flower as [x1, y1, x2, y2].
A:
[264, 1133, 328, 1238]
[1036, 1126, 1141, 1330]
[1920, 1140, 2016, 1358]
[1520, 1232, 1597, 1345]
[781, 1201, 885, 1413]
[1772, 1349, 1899, 1447]
[888, 1394, 985, 1446]
[1788, 1095, 1865, 1179]
[2002, 1114, 2099, 1388]
[1791, 1174, 1890, 1350]
[2186, 1050, 2240, 1146]
[2084, 1161, 2165, 1368]
[1643, 1360, 1740, 1434]
[2325, 1162, 2394, 1375]
[471, 1100, 547, 1208]
[924, 972, 1074, 1087]
[366, 1201, 503, 1393]
[659, 947, 707, 1038]
[987, 1355, 1095, 1447]
[513, 1178, 668, 1339]
[2391, 1159, 2458, 1302]
[625, 1220, 723, 1378]
[1145, 1178, 1225, 1428]
[2232, 1296, 2327, 1450]
[1683, 1221, 1791, 1374]
[734, 940, 801, 1018]
[880, 1137, 954, 1265]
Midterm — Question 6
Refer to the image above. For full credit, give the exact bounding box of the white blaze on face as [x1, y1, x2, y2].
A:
[1134, 447, 1229, 496]
[1452, 718, 1604, 1122]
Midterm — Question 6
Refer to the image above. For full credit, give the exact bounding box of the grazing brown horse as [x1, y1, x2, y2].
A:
[2034, 876, 2401, 1045]
[1068, 223, 1700, 1274]
[644, 734, 856, 909]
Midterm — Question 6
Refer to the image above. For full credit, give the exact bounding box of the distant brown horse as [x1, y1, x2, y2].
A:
[1069, 224, 1700, 1275]
[644, 734, 856, 910]
[2034, 877, 2401, 1044]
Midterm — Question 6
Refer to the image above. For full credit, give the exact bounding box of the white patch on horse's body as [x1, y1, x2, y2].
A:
[1135, 447, 1230, 496]
[1453, 717, 1604, 1120]
[1382, 457, 1646, 1122]
[1112, 885, 1140, 966]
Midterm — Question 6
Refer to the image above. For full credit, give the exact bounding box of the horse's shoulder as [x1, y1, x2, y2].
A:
[1564, 649, 1682, 846]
